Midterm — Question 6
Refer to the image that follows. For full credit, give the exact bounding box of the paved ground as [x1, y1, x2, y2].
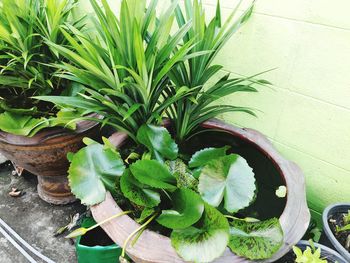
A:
[0, 162, 85, 263]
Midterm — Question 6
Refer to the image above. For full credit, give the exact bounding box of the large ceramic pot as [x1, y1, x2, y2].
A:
[0, 119, 100, 205]
[322, 203, 350, 262]
[91, 119, 310, 262]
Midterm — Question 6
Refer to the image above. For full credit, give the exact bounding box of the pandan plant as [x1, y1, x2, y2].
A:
[0, 0, 86, 136]
[167, 0, 271, 142]
[38, 0, 285, 262]
[36, 0, 266, 143]
[37, 0, 198, 141]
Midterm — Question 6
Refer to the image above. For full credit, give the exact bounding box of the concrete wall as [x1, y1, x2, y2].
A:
[205, 0, 350, 223]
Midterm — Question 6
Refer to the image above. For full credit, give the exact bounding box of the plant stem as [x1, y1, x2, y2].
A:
[87, 211, 132, 232]
[121, 213, 158, 258]
[224, 215, 241, 220]
[224, 215, 260, 222]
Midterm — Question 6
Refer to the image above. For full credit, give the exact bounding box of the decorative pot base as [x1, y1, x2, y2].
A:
[37, 183, 76, 205]
[0, 118, 100, 205]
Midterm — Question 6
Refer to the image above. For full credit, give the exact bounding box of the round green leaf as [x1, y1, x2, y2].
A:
[198, 154, 256, 213]
[120, 170, 160, 208]
[68, 143, 125, 206]
[189, 146, 230, 168]
[228, 218, 283, 260]
[171, 203, 230, 262]
[136, 124, 178, 161]
[156, 188, 204, 229]
[130, 159, 177, 191]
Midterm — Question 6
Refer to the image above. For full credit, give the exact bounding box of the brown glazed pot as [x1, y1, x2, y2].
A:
[0, 119, 100, 205]
[91, 119, 310, 262]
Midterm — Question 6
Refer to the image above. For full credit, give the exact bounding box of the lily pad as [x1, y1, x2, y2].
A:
[157, 188, 204, 229]
[136, 124, 178, 161]
[120, 169, 160, 208]
[198, 154, 256, 213]
[228, 218, 283, 260]
[171, 203, 230, 262]
[130, 159, 177, 191]
[189, 146, 230, 168]
[68, 142, 125, 205]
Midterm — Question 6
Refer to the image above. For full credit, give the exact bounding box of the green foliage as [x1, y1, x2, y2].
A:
[228, 218, 283, 259]
[156, 188, 204, 229]
[335, 210, 350, 233]
[171, 203, 230, 262]
[198, 154, 256, 213]
[167, 0, 268, 142]
[120, 169, 160, 208]
[0, 0, 85, 136]
[68, 138, 125, 205]
[165, 159, 198, 189]
[0, 112, 49, 136]
[67, 125, 282, 262]
[188, 146, 230, 168]
[129, 159, 177, 191]
[137, 125, 178, 161]
[293, 240, 327, 263]
[36, 0, 197, 140]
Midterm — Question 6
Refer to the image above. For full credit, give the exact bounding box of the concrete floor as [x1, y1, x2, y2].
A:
[0, 162, 85, 263]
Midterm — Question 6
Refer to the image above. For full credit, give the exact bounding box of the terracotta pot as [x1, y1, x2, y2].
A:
[0, 119, 100, 205]
[91, 119, 310, 262]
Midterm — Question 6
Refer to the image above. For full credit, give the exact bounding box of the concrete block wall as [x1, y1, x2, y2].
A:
[203, 0, 350, 223]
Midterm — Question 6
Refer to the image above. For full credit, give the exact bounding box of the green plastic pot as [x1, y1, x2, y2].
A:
[76, 218, 121, 263]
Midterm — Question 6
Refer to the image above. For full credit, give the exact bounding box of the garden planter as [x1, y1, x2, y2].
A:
[278, 240, 347, 263]
[0, 119, 100, 205]
[91, 119, 310, 262]
[322, 203, 350, 261]
[76, 218, 122, 263]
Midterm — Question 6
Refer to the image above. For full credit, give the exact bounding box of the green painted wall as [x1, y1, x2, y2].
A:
[82, 0, 350, 223]
[203, 0, 350, 223]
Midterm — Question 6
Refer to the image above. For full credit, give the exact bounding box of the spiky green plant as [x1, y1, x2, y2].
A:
[167, 0, 270, 142]
[37, 0, 198, 142]
[0, 0, 86, 136]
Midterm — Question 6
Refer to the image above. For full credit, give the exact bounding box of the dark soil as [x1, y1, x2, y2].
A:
[276, 251, 295, 263]
[328, 212, 350, 252]
[80, 226, 115, 247]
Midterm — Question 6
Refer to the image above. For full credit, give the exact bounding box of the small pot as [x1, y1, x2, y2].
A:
[91, 119, 310, 262]
[322, 203, 350, 262]
[279, 240, 347, 263]
[76, 218, 122, 263]
[0, 119, 100, 205]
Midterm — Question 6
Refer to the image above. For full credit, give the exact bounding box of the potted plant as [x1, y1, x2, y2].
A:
[39, 0, 310, 261]
[75, 217, 123, 263]
[0, 0, 100, 204]
[322, 203, 350, 262]
[278, 240, 347, 263]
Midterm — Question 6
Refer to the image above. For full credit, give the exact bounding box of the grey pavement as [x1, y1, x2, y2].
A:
[0, 163, 85, 263]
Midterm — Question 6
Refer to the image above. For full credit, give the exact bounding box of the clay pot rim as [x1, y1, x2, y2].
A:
[0, 114, 101, 146]
[92, 119, 310, 263]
